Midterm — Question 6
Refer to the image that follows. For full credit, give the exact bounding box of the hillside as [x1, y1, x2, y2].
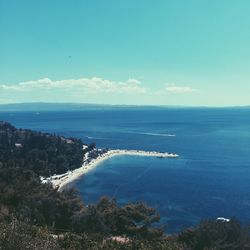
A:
[0, 121, 84, 176]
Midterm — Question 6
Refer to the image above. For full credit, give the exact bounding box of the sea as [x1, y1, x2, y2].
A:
[1, 107, 250, 233]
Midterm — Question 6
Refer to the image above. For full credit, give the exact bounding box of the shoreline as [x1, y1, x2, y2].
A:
[41, 149, 179, 191]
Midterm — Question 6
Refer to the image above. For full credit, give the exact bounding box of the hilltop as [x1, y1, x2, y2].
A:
[0, 121, 85, 176]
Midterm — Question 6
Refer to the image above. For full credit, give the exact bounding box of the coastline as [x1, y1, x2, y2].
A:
[42, 149, 179, 191]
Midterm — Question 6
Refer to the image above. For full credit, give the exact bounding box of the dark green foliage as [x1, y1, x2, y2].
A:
[0, 121, 83, 176]
[178, 218, 250, 249]
[0, 167, 84, 230]
[58, 233, 184, 250]
[0, 166, 164, 239]
[0, 219, 184, 250]
[71, 196, 163, 239]
[0, 218, 60, 250]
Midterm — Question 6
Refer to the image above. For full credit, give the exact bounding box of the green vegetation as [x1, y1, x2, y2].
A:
[178, 219, 250, 250]
[0, 121, 83, 176]
[0, 121, 250, 249]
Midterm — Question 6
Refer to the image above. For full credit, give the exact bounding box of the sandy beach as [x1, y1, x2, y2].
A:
[41, 149, 179, 191]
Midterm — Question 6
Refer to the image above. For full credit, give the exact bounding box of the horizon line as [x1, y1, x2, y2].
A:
[0, 102, 250, 109]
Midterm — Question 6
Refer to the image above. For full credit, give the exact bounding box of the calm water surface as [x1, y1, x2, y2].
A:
[1, 107, 250, 233]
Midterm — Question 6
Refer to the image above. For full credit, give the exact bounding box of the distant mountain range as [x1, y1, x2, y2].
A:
[0, 102, 249, 111]
[0, 102, 176, 111]
[0, 102, 137, 111]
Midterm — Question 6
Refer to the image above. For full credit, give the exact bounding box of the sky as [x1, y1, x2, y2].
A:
[0, 0, 250, 106]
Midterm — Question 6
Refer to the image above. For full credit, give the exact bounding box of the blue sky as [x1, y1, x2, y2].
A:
[0, 0, 250, 106]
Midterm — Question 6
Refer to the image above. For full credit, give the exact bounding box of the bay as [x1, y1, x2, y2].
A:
[1, 107, 250, 232]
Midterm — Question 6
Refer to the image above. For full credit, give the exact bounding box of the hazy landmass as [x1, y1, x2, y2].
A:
[0, 102, 250, 112]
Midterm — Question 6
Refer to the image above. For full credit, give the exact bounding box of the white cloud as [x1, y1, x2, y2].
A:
[0, 77, 146, 94]
[165, 83, 198, 93]
[0, 84, 20, 91]
[126, 78, 141, 85]
[0, 77, 201, 104]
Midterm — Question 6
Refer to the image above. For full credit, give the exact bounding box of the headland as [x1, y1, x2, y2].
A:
[41, 149, 179, 191]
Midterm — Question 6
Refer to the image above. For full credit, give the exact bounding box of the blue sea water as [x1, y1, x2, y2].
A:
[1, 107, 250, 233]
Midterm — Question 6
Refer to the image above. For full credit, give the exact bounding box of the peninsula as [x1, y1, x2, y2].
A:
[42, 149, 179, 191]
